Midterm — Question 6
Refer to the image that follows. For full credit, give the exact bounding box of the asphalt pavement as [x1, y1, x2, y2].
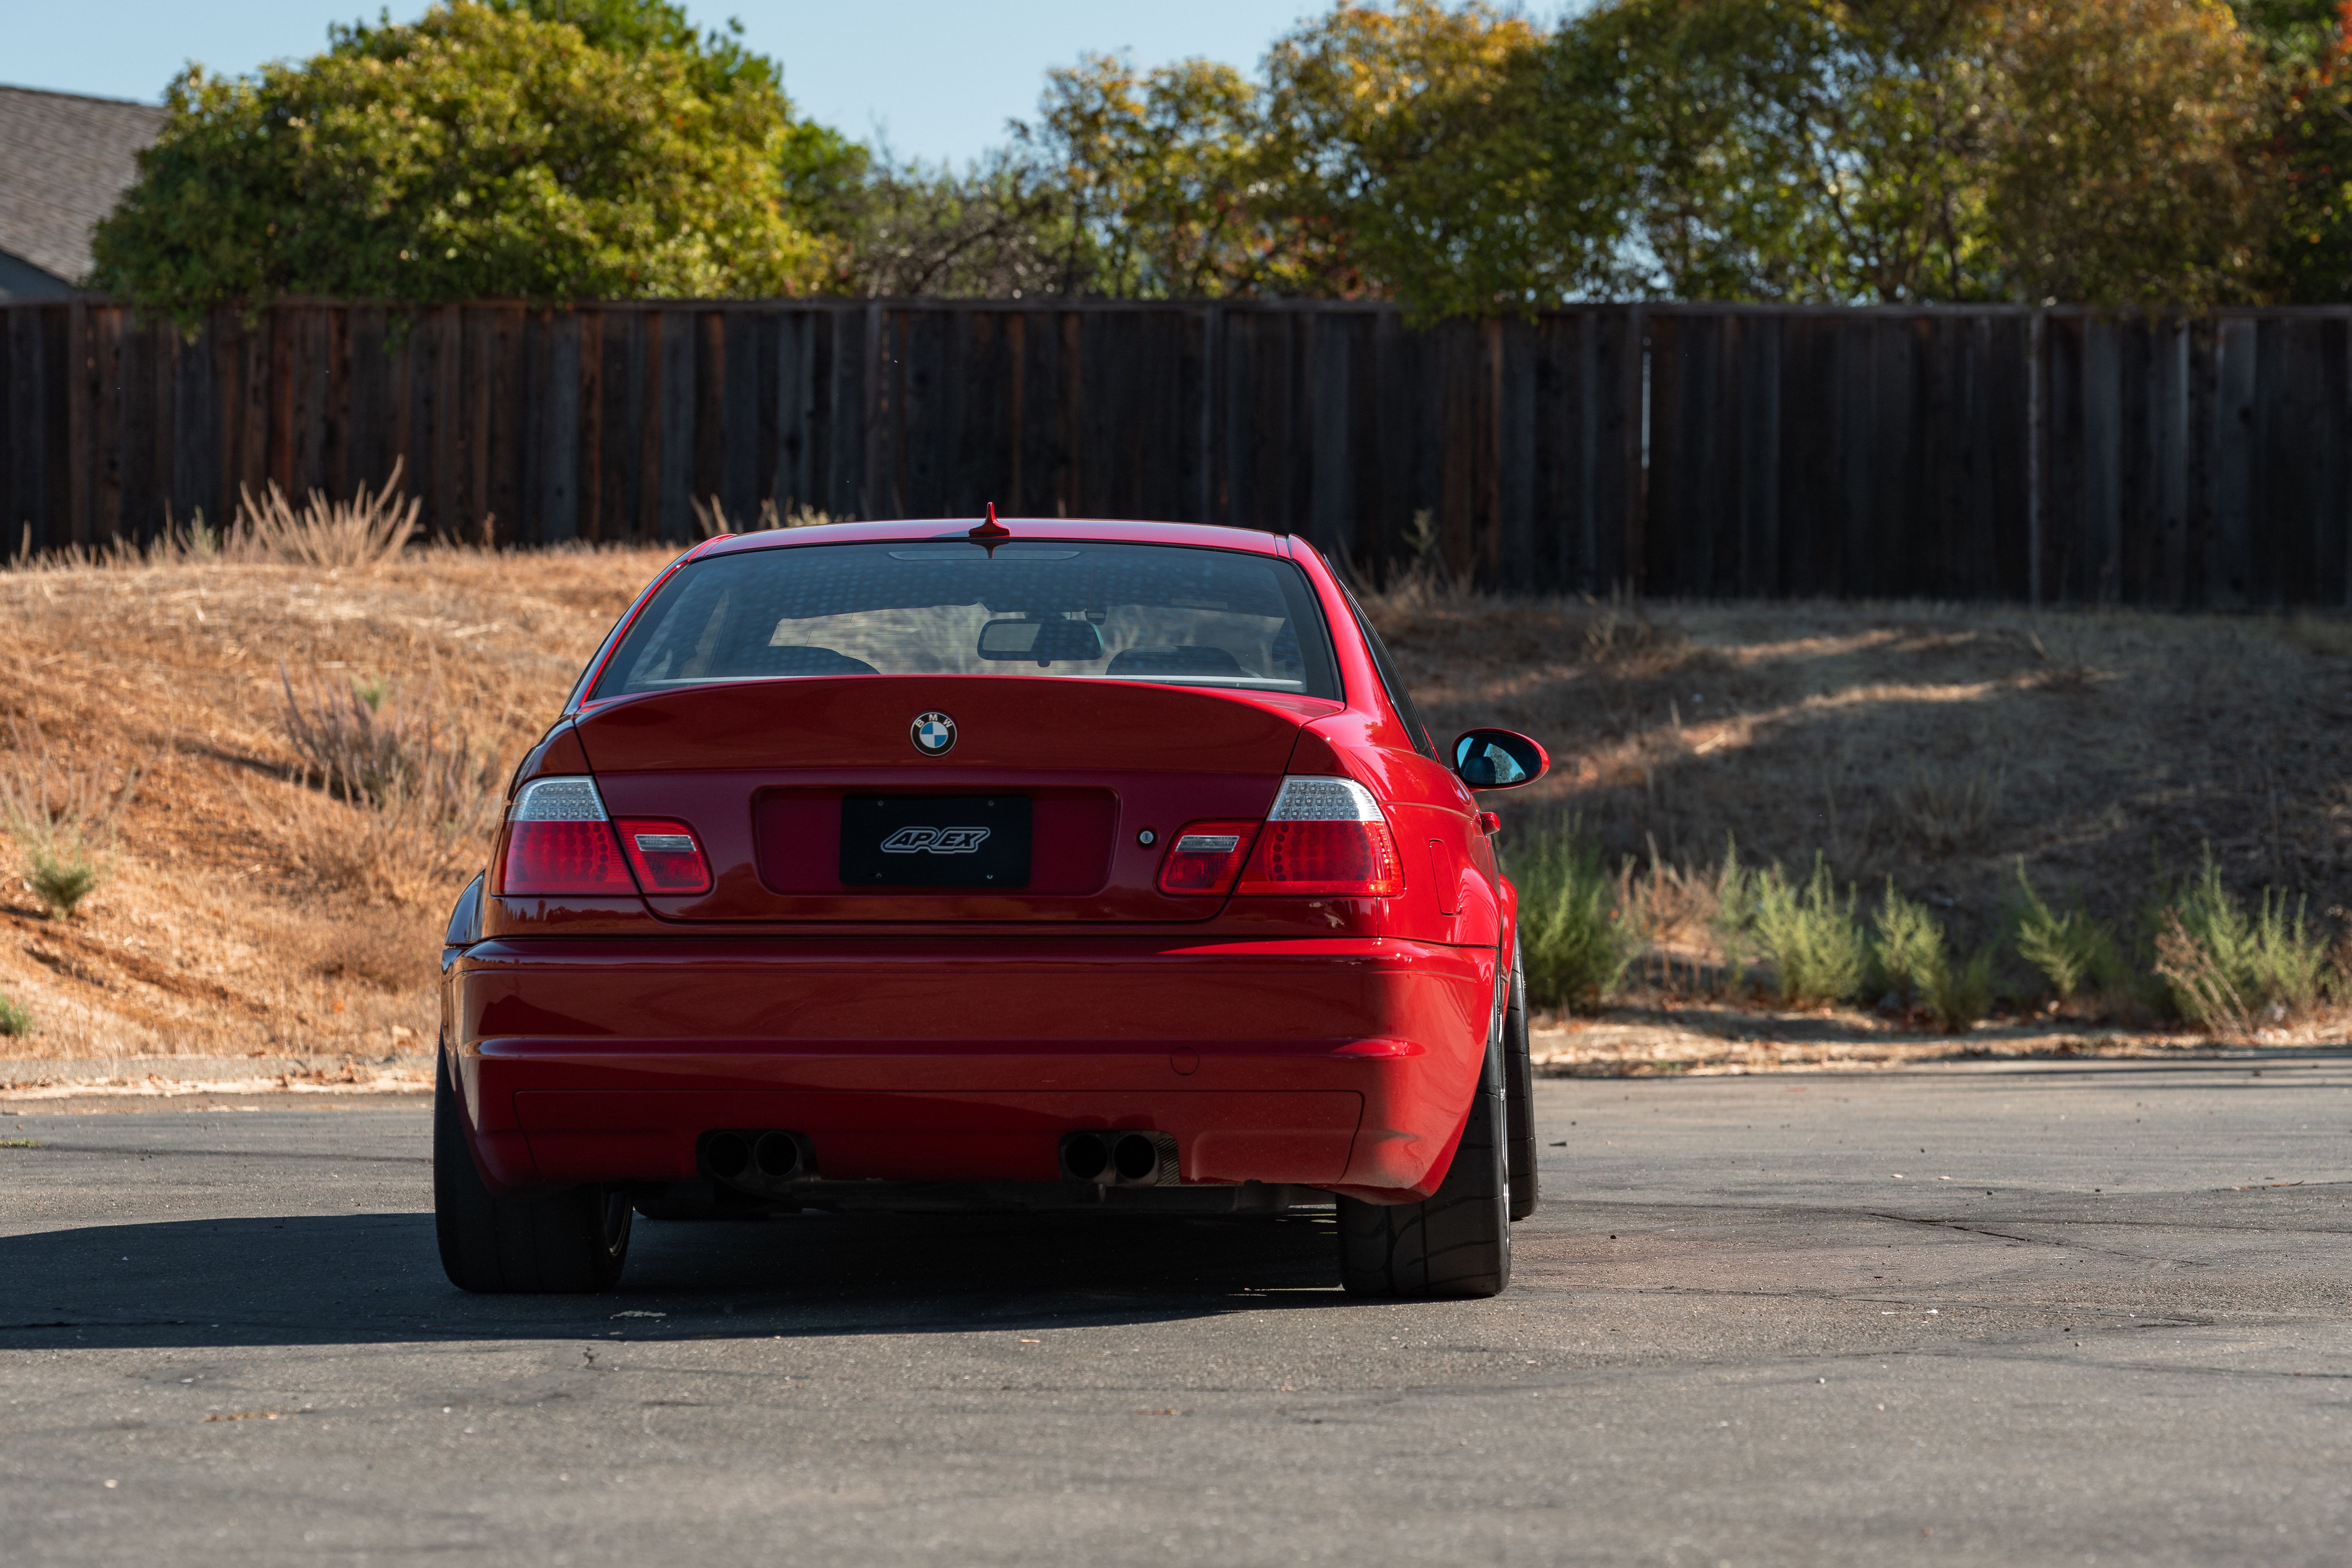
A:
[4, 1058, 2350, 1566]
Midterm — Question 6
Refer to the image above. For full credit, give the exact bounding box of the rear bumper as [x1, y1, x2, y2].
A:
[446, 935, 1496, 1202]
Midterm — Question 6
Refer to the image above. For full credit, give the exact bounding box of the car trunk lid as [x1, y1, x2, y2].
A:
[572, 676, 1329, 923]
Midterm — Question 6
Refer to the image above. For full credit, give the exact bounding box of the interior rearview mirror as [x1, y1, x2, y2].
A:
[978, 617, 1104, 665]
[1451, 728, 1548, 790]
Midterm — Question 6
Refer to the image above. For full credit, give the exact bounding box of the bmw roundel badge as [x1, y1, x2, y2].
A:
[911, 711, 957, 756]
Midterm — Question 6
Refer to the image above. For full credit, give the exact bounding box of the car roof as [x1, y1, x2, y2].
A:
[691, 517, 1295, 560]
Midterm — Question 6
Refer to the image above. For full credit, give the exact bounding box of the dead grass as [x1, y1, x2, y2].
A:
[0, 543, 677, 1057]
[4, 544, 2346, 1063]
[1367, 587, 2352, 1043]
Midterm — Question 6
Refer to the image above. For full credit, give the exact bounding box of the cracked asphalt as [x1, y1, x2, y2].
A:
[3, 1057, 2350, 1566]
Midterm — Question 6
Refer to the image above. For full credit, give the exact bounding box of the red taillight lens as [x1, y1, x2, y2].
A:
[497, 777, 634, 896]
[501, 820, 633, 895]
[615, 817, 713, 895]
[1235, 776, 1404, 897]
[1155, 819, 1259, 895]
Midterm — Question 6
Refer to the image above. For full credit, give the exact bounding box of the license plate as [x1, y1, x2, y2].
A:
[838, 795, 1033, 889]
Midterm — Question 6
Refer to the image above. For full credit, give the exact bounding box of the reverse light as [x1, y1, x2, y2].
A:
[1235, 776, 1403, 897]
[1155, 819, 1259, 895]
[615, 817, 713, 895]
[497, 777, 633, 896]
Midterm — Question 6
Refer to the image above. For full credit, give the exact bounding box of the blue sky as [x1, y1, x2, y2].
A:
[5, 0, 1324, 167]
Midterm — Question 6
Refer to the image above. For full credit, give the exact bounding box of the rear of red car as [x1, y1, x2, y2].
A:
[436, 519, 1528, 1294]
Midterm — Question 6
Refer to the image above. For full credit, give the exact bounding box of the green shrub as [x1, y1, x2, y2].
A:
[1925, 943, 1997, 1031]
[0, 994, 31, 1038]
[1866, 880, 1993, 1031]
[1708, 836, 1758, 996]
[2149, 849, 2337, 1031]
[1869, 880, 1946, 1007]
[23, 836, 108, 919]
[1513, 823, 1635, 1013]
[2013, 862, 2123, 1001]
[1751, 855, 1866, 1005]
[0, 730, 140, 919]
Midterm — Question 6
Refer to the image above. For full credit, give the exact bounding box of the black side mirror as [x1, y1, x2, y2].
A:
[1452, 728, 1548, 790]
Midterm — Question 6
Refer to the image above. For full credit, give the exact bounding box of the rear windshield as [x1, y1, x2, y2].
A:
[589, 539, 1342, 702]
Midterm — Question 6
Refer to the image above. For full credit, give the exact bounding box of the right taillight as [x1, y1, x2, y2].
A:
[614, 816, 713, 895]
[1235, 776, 1403, 897]
[497, 777, 634, 896]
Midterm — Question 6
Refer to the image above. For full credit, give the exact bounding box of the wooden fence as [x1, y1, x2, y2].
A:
[3, 298, 2349, 605]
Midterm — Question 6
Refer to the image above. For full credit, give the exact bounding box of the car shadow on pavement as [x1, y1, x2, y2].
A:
[0, 1208, 1357, 1351]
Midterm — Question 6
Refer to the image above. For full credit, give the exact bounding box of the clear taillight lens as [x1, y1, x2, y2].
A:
[1235, 776, 1403, 897]
[497, 777, 633, 896]
[615, 817, 713, 895]
[1156, 820, 1259, 895]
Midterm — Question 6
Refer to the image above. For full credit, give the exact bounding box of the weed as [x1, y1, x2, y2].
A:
[1870, 880, 1946, 1007]
[0, 994, 32, 1037]
[1618, 835, 1752, 995]
[272, 671, 500, 905]
[309, 909, 443, 990]
[231, 459, 421, 568]
[2147, 849, 2338, 1034]
[1862, 882, 1993, 1030]
[694, 496, 851, 535]
[267, 772, 499, 907]
[1926, 943, 1998, 1031]
[2013, 863, 2123, 1001]
[1404, 509, 1446, 576]
[1750, 855, 1867, 1005]
[2025, 629, 2100, 691]
[1512, 821, 1635, 1013]
[0, 727, 143, 918]
[1892, 763, 2004, 856]
[278, 670, 497, 814]
[1708, 838, 1758, 995]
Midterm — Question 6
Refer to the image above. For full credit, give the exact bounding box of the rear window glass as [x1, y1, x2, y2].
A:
[590, 539, 1342, 702]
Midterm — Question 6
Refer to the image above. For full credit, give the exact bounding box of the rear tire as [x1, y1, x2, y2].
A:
[435, 1045, 631, 1293]
[1337, 1025, 1512, 1298]
[1503, 941, 1539, 1221]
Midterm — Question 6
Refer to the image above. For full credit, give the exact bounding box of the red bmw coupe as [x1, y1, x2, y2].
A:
[435, 515, 1549, 1297]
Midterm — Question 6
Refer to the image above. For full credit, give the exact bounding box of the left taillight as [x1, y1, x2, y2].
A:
[1235, 776, 1403, 897]
[496, 777, 633, 896]
[1156, 820, 1259, 895]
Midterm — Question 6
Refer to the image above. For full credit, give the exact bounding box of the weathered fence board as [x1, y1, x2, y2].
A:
[2, 298, 2350, 606]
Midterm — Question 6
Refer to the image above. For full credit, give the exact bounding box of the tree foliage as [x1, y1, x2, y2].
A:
[89, 0, 2352, 314]
[2237, 0, 2352, 300]
[91, 0, 831, 320]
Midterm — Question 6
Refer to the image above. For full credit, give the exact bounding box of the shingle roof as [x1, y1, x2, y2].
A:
[0, 84, 167, 286]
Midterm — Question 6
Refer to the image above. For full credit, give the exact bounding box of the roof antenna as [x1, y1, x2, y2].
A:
[969, 502, 1011, 554]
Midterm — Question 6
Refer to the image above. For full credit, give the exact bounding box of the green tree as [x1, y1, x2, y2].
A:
[91, 0, 831, 321]
[1541, 0, 2002, 302]
[1018, 52, 1284, 297]
[1982, 0, 2276, 307]
[1539, 0, 2278, 307]
[2235, 0, 2352, 300]
[1257, 0, 1558, 311]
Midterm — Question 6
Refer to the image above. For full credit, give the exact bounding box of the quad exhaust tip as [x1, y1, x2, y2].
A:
[1060, 1129, 1178, 1187]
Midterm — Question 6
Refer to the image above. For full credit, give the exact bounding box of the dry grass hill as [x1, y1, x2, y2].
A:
[2, 514, 2347, 1070]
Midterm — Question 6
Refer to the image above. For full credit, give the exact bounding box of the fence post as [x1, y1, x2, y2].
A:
[2027, 307, 2044, 608]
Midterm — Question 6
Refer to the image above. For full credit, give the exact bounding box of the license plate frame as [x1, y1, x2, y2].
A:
[838, 794, 1033, 889]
